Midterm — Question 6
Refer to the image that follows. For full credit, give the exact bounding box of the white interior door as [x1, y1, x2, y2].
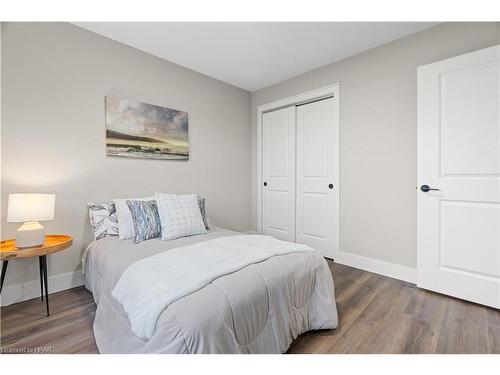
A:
[296, 98, 339, 258]
[417, 45, 500, 308]
[262, 107, 296, 241]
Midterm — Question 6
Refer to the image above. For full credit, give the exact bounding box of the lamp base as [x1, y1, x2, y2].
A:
[15, 221, 46, 248]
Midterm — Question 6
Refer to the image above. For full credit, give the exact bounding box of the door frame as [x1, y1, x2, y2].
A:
[256, 83, 340, 250]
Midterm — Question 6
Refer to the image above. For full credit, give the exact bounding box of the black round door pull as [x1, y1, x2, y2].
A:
[328, 184, 334, 189]
[263, 182, 267, 187]
[420, 184, 440, 192]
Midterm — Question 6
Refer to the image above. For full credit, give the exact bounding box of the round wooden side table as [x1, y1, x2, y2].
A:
[0, 234, 73, 316]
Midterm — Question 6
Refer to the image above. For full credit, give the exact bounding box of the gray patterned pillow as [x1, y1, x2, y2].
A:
[197, 196, 209, 230]
[126, 200, 161, 244]
[88, 202, 119, 240]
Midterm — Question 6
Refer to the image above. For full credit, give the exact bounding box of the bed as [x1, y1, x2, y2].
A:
[84, 226, 338, 353]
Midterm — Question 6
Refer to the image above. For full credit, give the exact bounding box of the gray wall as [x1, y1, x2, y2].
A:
[1, 23, 251, 291]
[251, 22, 500, 268]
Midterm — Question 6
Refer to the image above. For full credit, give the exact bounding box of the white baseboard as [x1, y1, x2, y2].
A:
[1, 270, 84, 307]
[333, 251, 416, 284]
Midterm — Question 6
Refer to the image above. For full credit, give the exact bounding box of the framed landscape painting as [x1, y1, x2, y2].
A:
[105, 96, 189, 160]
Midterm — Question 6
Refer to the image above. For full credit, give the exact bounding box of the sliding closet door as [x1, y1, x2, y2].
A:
[296, 98, 339, 258]
[262, 107, 296, 241]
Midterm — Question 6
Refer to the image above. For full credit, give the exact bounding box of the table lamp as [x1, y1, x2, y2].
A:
[7, 193, 56, 248]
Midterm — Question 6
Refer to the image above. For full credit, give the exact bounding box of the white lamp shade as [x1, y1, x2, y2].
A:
[7, 193, 56, 223]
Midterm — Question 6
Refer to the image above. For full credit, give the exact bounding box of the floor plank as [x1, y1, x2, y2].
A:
[401, 289, 447, 353]
[1, 262, 499, 354]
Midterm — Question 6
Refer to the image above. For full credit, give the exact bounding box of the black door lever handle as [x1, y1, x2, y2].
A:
[420, 184, 439, 192]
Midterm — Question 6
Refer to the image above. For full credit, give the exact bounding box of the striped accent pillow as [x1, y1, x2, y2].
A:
[126, 200, 162, 244]
[197, 196, 209, 230]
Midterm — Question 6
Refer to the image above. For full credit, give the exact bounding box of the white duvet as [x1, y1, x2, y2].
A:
[86, 227, 338, 353]
[112, 235, 314, 339]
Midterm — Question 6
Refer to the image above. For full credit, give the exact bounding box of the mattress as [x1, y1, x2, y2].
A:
[84, 227, 338, 353]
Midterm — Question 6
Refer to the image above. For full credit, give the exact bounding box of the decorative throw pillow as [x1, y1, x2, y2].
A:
[114, 197, 153, 240]
[88, 202, 119, 240]
[197, 196, 210, 230]
[126, 200, 161, 244]
[155, 193, 207, 241]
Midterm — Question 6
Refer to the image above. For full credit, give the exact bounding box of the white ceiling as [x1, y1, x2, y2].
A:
[75, 22, 437, 92]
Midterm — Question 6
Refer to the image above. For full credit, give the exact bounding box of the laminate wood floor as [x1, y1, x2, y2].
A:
[1, 262, 499, 354]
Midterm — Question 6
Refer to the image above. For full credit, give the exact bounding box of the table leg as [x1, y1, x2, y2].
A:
[0, 260, 8, 293]
[41, 256, 49, 316]
[39, 257, 44, 301]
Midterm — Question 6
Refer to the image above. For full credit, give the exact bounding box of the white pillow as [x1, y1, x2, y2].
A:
[114, 196, 153, 240]
[155, 193, 207, 241]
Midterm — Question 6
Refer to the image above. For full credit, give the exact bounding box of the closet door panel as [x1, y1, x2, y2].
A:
[262, 107, 296, 241]
[296, 98, 338, 258]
